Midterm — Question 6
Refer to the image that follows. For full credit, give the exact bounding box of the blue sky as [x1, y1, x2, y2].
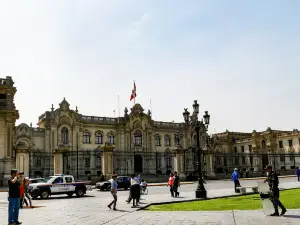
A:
[0, 0, 299, 133]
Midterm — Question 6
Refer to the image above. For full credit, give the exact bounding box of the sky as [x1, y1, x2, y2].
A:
[0, 0, 300, 134]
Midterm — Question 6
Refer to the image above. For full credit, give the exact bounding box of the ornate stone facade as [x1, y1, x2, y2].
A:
[0, 76, 299, 184]
[208, 128, 300, 176]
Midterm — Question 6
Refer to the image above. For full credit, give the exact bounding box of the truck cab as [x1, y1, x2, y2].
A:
[29, 174, 88, 199]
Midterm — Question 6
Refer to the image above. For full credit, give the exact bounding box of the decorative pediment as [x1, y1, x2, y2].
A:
[15, 123, 31, 138]
[14, 138, 32, 150]
[59, 116, 71, 126]
[133, 121, 142, 129]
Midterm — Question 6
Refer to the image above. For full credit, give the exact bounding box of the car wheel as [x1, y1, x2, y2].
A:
[67, 193, 73, 197]
[124, 187, 128, 190]
[76, 189, 84, 197]
[40, 190, 49, 199]
[106, 185, 111, 191]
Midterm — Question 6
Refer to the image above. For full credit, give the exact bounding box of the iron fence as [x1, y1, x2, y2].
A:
[29, 152, 54, 178]
[207, 152, 300, 176]
[62, 149, 102, 179]
[113, 149, 176, 176]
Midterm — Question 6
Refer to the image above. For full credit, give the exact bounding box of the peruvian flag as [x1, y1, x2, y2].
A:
[130, 81, 136, 101]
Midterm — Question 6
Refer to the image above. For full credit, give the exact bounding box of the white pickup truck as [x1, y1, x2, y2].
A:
[28, 174, 92, 199]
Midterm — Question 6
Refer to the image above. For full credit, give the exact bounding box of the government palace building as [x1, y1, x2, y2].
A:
[0, 76, 299, 185]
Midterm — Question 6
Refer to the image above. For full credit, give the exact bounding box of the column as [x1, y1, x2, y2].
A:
[101, 145, 114, 179]
[54, 150, 63, 174]
[175, 148, 185, 177]
[16, 150, 30, 177]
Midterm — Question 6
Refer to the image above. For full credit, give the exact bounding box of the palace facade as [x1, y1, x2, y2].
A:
[0, 76, 299, 185]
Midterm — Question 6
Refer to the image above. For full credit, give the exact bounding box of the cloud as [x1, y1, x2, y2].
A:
[125, 13, 152, 42]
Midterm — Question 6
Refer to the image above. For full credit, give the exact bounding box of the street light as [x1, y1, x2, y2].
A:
[183, 100, 210, 199]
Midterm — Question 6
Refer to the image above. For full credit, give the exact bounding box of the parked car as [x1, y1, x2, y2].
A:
[29, 174, 91, 199]
[30, 178, 46, 184]
[96, 176, 130, 191]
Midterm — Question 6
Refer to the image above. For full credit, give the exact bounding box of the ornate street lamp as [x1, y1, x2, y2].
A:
[183, 100, 210, 198]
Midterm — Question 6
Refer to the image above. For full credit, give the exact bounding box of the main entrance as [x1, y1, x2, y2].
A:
[134, 154, 143, 173]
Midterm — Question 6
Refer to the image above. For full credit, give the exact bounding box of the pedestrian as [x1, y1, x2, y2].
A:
[126, 174, 140, 204]
[264, 164, 286, 216]
[232, 168, 240, 193]
[296, 167, 300, 182]
[8, 169, 22, 225]
[107, 174, 118, 210]
[23, 177, 33, 208]
[167, 173, 174, 197]
[173, 171, 180, 197]
[19, 172, 25, 209]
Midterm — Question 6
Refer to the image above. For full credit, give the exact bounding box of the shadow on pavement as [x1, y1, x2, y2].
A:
[283, 215, 300, 219]
[34, 195, 95, 200]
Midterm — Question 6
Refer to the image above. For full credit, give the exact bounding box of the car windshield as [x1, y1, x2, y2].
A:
[45, 177, 54, 183]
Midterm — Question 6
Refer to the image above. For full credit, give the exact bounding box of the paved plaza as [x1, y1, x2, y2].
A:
[0, 177, 299, 224]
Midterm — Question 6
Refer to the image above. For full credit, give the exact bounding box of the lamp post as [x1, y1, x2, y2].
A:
[183, 100, 210, 198]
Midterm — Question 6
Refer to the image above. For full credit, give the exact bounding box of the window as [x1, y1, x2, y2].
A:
[53, 177, 63, 184]
[165, 135, 171, 147]
[249, 145, 252, 152]
[242, 157, 246, 164]
[95, 132, 103, 144]
[65, 177, 72, 183]
[288, 139, 293, 147]
[279, 141, 283, 148]
[234, 147, 237, 153]
[134, 130, 142, 145]
[241, 146, 244, 152]
[108, 133, 115, 144]
[235, 157, 239, 165]
[35, 157, 41, 167]
[155, 135, 161, 146]
[83, 132, 91, 144]
[85, 158, 90, 168]
[61, 127, 68, 144]
[262, 140, 266, 148]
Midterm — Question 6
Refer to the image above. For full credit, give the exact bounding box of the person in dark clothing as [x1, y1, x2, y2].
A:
[173, 171, 180, 197]
[265, 165, 286, 216]
[296, 167, 300, 181]
[8, 169, 22, 225]
[232, 168, 240, 193]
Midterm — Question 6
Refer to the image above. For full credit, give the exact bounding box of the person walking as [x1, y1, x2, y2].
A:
[19, 173, 25, 209]
[23, 177, 32, 208]
[126, 174, 140, 204]
[232, 168, 240, 193]
[8, 169, 22, 225]
[173, 172, 180, 197]
[107, 174, 118, 211]
[167, 173, 174, 197]
[265, 164, 286, 216]
[296, 167, 300, 182]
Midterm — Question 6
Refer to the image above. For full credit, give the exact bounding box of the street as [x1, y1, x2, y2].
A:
[0, 177, 299, 224]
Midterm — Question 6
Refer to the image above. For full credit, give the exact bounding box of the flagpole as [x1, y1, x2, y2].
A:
[149, 97, 152, 117]
[133, 80, 136, 105]
[117, 94, 120, 118]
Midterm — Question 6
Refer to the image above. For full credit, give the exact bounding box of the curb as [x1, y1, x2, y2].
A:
[148, 182, 194, 187]
[138, 186, 300, 211]
[239, 175, 296, 181]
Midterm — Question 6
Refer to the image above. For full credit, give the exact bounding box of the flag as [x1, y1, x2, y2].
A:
[130, 82, 136, 101]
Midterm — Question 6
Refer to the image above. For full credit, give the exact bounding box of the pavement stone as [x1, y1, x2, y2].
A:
[0, 178, 299, 224]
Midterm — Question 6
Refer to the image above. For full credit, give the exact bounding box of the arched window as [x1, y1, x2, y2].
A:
[165, 135, 171, 147]
[61, 127, 69, 144]
[95, 131, 103, 144]
[155, 135, 161, 146]
[262, 140, 266, 149]
[134, 130, 142, 145]
[108, 133, 115, 144]
[83, 132, 91, 144]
